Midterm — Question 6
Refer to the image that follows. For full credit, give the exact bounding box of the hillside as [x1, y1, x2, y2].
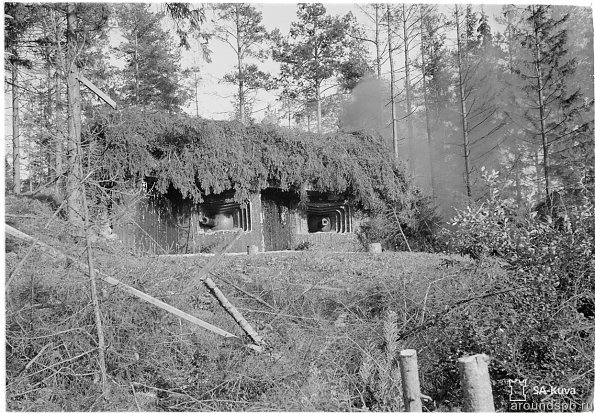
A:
[5, 194, 593, 411]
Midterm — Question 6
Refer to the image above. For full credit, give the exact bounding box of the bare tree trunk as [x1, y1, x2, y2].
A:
[134, 32, 139, 104]
[235, 5, 245, 125]
[535, 148, 542, 199]
[505, 19, 523, 205]
[420, 7, 436, 196]
[531, 5, 550, 197]
[66, 3, 84, 224]
[374, 4, 385, 140]
[51, 9, 65, 191]
[403, 4, 415, 173]
[387, 5, 399, 158]
[45, 61, 53, 182]
[12, 64, 21, 194]
[375, 4, 382, 80]
[455, 5, 472, 198]
[316, 83, 322, 134]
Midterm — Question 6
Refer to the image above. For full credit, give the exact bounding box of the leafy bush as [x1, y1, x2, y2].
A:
[431, 168, 595, 409]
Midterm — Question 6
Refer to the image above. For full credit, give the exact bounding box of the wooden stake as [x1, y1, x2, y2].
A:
[458, 354, 495, 412]
[400, 349, 423, 412]
[202, 276, 265, 349]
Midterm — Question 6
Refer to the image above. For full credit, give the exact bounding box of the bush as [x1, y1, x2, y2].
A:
[432, 168, 595, 410]
[358, 190, 443, 252]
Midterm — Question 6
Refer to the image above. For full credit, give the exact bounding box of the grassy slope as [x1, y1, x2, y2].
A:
[5, 195, 505, 411]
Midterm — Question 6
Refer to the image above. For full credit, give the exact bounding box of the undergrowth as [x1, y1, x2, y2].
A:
[5, 192, 594, 411]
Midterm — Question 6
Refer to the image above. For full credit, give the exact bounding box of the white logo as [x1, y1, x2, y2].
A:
[509, 379, 528, 402]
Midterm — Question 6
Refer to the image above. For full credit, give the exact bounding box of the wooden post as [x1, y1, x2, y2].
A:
[400, 349, 423, 412]
[368, 242, 382, 253]
[458, 354, 495, 412]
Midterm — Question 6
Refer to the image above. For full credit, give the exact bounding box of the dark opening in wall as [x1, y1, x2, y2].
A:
[198, 196, 251, 232]
[305, 192, 352, 233]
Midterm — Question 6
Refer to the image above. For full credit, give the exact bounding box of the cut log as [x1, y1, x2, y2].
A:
[202, 276, 265, 349]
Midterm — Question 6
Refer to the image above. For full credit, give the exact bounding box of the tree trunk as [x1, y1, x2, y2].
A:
[316, 83, 322, 134]
[403, 4, 415, 173]
[375, 5, 382, 80]
[45, 61, 53, 182]
[420, 7, 436, 197]
[505, 18, 523, 205]
[387, 5, 399, 158]
[531, 5, 550, 197]
[236, 5, 245, 125]
[66, 3, 84, 225]
[535, 148, 542, 199]
[455, 5, 472, 198]
[134, 32, 139, 104]
[374, 4, 385, 141]
[51, 8, 65, 192]
[12, 63, 21, 194]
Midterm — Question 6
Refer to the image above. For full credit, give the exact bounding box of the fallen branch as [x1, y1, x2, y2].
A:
[202, 277, 265, 349]
[4, 224, 258, 349]
[16, 342, 53, 376]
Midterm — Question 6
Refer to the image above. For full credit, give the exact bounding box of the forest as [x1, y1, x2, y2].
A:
[4, 2, 595, 412]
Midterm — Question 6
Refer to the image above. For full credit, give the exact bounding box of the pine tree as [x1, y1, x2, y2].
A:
[515, 5, 592, 197]
[451, 5, 505, 199]
[116, 4, 188, 111]
[273, 3, 367, 134]
[213, 4, 270, 124]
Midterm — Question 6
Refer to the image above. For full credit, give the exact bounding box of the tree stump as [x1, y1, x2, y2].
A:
[400, 349, 422, 412]
[458, 354, 495, 412]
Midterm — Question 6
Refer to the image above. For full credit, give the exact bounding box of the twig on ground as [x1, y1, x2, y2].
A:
[16, 342, 53, 376]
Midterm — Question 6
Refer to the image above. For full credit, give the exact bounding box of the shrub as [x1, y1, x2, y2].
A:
[358, 190, 443, 252]
[432, 168, 595, 409]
